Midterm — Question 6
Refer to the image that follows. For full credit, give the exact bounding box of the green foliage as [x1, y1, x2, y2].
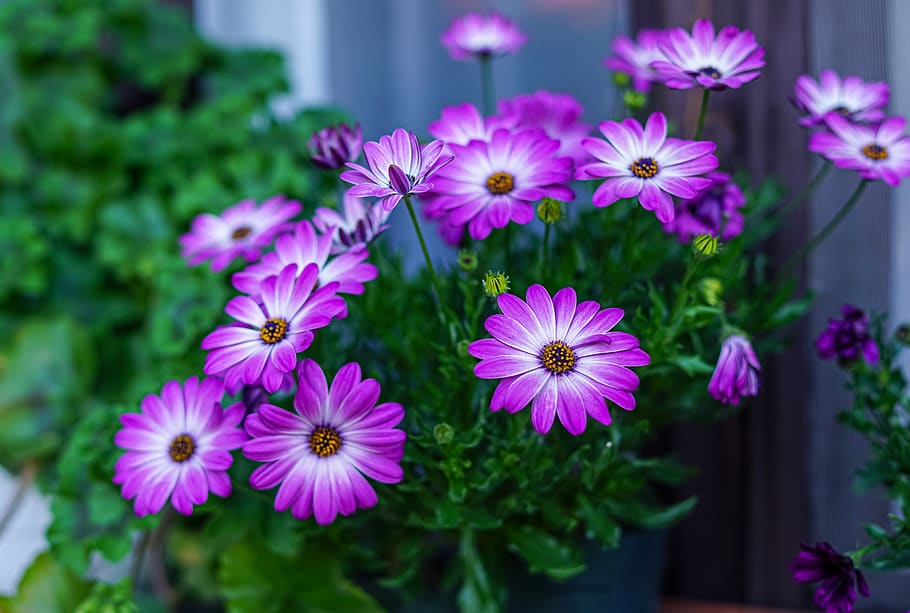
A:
[74, 579, 139, 613]
[0, 552, 91, 613]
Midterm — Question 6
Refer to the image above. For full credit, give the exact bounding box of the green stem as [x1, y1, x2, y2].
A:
[503, 224, 512, 272]
[772, 159, 832, 219]
[540, 223, 551, 280]
[404, 196, 444, 308]
[479, 55, 495, 116]
[457, 527, 500, 613]
[778, 180, 869, 279]
[693, 89, 710, 140]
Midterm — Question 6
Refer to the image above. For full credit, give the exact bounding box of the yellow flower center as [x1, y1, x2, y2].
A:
[540, 340, 576, 374]
[309, 426, 342, 457]
[862, 143, 888, 160]
[232, 226, 252, 240]
[169, 434, 195, 462]
[630, 157, 659, 178]
[486, 171, 514, 194]
[698, 66, 722, 79]
[259, 317, 288, 344]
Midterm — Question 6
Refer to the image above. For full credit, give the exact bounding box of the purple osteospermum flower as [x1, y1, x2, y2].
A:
[576, 112, 717, 223]
[428, 102, 514, 146]
[231, 220, 377, 310]
[497, 91, 592, 166]
[808, 114, 910, 186]
[468, 285, 650, 435]
[312, 192, 391, 255]
[306, 123, 363, 170]
[432, 128, 574, 240]
[652, 19, 765, 90]
[793, 70, 889, 128]
[202, 263, 346, 393]
[662, 171, 745, 242]
[791, 542, 870, 613]
[816, 304, 879, 366]
[180, 196, 301, 272]
[341, 128, 453, 212]
[441, 12, 527, 61]
[604, 29, 668, 93]
[113, 377, 247, 516]
[243, 359, 405, 525]
[708, 334, 760, 405]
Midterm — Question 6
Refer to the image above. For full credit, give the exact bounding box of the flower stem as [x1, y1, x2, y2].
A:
[479, 55, 495, 116]
[540, 223, 551, 280]
[693, 89, 710, 140]
[778, 179, 869, 279]
[772, 159, 832, 219]
[404, 196, 444, 307]
[503, 223, 512, 272]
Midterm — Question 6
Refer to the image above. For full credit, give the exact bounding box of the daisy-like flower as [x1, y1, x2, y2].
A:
[113, 377, 247, 516]
[791, 541, 870, 613]
[432, 128, 574, 240]
[708, 334, 761, 405]
[604, 29, 668, 93]
[312, 192, 391, 255]
[816, 304, 879, 366]
[179, 196, 301, 272]
[793, 70, 889, 128]
[808, 114, 910, 186]
[468, 285, 650, 435]
[428, 102, 514, 146]
[231, 220, 377, 310]
[662, 171, 745, 242]
[341, 128, 453, 212]
[497, 91, 592, 165]
[202, 263, 346, 393]
[652, 19, 765, 90]
[306, 123, 363, 170]
[243, 359, 406, 525]
[576, 112, 717, 223]
[440, 12, 527, 61]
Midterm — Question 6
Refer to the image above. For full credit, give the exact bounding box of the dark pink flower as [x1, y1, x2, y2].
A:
[113, 377, 247, 516]
[604, 29, 669, 93]
[312, 192, 391, 255]
[497, 91, 592, 165]
[243, 360, 405, 525]
[306, 123, 363, 170]
[662, 172, 745, 242]
[576, 112, 718, 222]
[652, 19, 764, 90]
[441, 12, 527, 61]
[808, 114, 910, 186]
[708, 334, 760, 405]
[791, 541, 870, 613]
[469, 285, 650, 435]
[179, 196, 300, 272]
[793, 70, 889, 128]
[816, 304, 879, 366]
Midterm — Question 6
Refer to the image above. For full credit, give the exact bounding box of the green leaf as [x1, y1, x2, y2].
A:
[604, 496, 697, 530]
[670, 355, 715, 376]
[507, 526, 585, 579]
[73, 578, 138, 613]
[577, 494, 622, 548]
[0, 552, 91, 613]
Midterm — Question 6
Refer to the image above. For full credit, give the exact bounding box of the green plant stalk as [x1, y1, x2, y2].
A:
[693, 89, 710, 140]
[457, 527, 500, 613]
[404, 196, 444, 306]
[778, 179, 869, 279]
[479, 55, 496, 116]
[540, 223, 551, 281]
[772, 159, 832, 219]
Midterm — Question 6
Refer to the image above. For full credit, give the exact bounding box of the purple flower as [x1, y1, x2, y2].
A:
[652, 19, 765, 90]
[428, 102, 515, 146]
[791, 542, 870, 613]
[708, 334, 761, 405]
[604, 29, 669, 93]
[202, 264, 346, 393]
[808, 114, 910, 186]
[113, 377, 247, 516]
[469, 285, 650, 435]
[440, 12, 527, 61]
[179, 196, 301, 272]
[497, 91, 593, 165]
[243, 360, 406, 525]
[341, 128, 453, 212]
[306, 123, 363, 170]
[576, 112, 718, 223]
[231, 220, 377, 310]
[793, 70, 889, 128]
[816, 304, 879, 366]
[662, 172, 746, 242]
[312, 192, 391, 255]
[431, 128, 574, 240]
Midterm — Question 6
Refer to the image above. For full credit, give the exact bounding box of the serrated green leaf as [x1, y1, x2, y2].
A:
[507, 526, 585, 579]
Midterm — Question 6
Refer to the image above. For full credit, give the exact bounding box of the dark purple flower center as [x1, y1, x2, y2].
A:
[486, 171, 514, 194]
[630, 157, 659, 179]
[259, 317, 288, 344]
[540, 340, 576, 374]
[862, 143, 888, 160]
[832, 106, 851, 116]
[309, 426, 342, 457]
[169, 434, 195, 462]
[232, 226, 252, 240]
[698, 66, 722, 79]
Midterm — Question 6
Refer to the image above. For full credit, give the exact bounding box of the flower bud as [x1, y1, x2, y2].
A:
[482, 270, 510, 298]
[457, 249, 478, 272]
[537, 197, 563, 223]
[623, 90, 646, 110]
[693, 233, 719, 257]
[699, 277, 723, 306]
[612, 71, 631, 87]
[456, 339, 471, 359]
[434, 423, 455, 446]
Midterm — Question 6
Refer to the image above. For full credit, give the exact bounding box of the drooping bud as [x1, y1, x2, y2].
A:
[693, 233, 719, 257]
[537, 197, 563, 224]
[482, 270, 509, 298]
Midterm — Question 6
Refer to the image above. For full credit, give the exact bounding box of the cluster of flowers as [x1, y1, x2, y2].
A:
[112, 10, 907, 611]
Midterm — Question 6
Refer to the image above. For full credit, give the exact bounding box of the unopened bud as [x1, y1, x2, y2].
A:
[434, 423, 455, 445]
[623, 90, 646, 110]
[456, 339, 471, 359]
[699, 277, 724, 306]
[457, 249, 478, 272]
[693, 233, 719, 257]
[537, 197, 563, 223]
[612, 71, 631, 87]
[482, 270, 510, 298]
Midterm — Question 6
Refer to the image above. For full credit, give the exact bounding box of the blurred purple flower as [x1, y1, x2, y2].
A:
[441, 12, 527, 61]
[306, 123, 363, 170]
[816, 304, 879, 365]
[604, 29, 668, 93]
[708, 334, 760, 405]
[791, 541, 870, 613]
[793, 70, 889, 128]
[808, 114, 910, 186]
[312, 191, 391, 255]
[497, 90, 592, 165]
[662, 171, 745, 242]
